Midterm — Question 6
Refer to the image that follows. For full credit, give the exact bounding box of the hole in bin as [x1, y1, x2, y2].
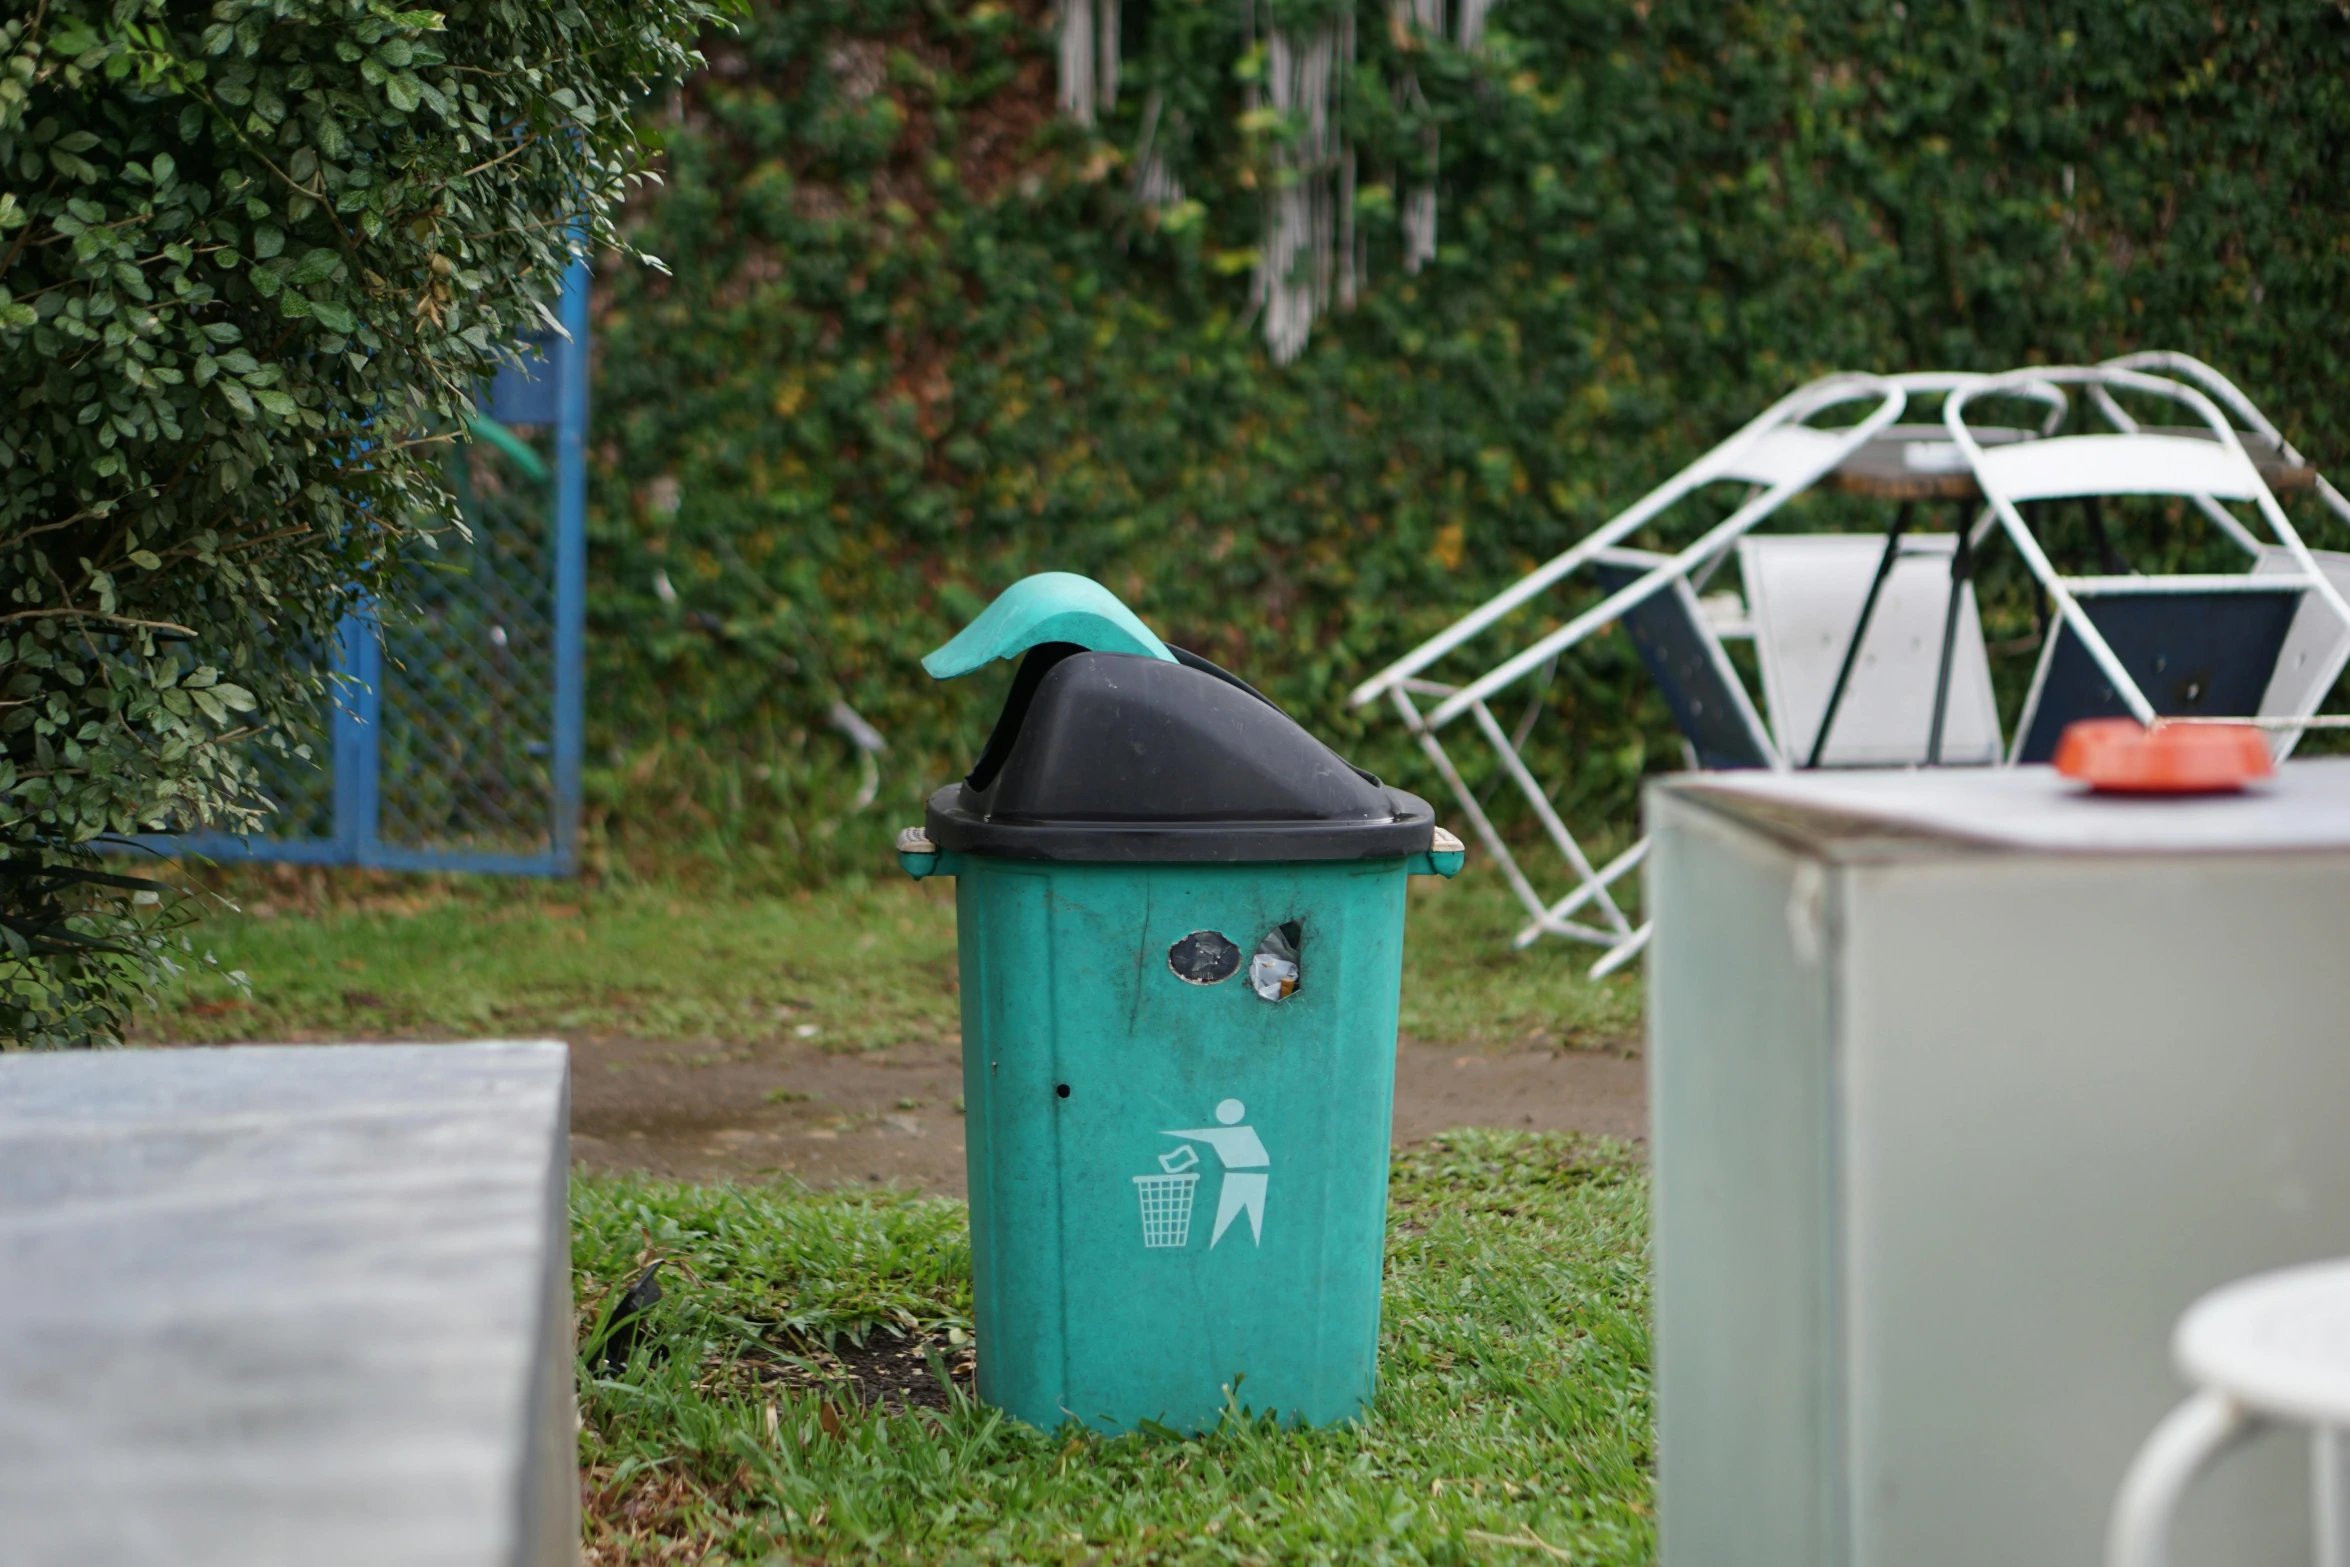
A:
[1251, 922, 1302, 1002]
[1055, 1083, 1071, 1099]
[1168, 930, 1243, 985]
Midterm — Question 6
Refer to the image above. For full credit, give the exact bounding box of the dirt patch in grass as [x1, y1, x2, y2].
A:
[581, 1466, 724, 1567]
[743, 1326, 978, 1414]
[568, 1034, 974, 1191]
[565, 1032, 1645, 1196]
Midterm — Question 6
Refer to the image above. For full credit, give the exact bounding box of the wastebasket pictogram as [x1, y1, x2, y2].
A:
[1133, 1143, 1201, 1248]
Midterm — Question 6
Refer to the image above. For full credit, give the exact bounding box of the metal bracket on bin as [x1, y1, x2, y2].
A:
[896, 826, 963, 880]
[1409, 827, 1467, 879]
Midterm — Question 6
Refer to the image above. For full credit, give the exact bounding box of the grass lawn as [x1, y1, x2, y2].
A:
[574, 1130, 1651, 1566]
[142, 858, 1640, 1053]
[140, 859, 1652, 1561]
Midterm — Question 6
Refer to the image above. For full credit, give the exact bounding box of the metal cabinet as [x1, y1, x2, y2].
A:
[1649, 763, 2350, 1567]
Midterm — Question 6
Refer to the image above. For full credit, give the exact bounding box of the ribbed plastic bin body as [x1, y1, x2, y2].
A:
[955, 855, 1410, 1432]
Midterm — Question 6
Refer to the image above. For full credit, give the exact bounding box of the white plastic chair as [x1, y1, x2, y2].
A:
[2109, 1258, 2350, 1567]
[1948, 367, 2350, 763]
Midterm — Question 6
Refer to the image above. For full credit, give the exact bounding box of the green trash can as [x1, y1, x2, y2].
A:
[897, 574, 1463, 1433]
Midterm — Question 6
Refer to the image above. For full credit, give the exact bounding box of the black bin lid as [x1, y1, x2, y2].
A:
[926, 644, 1436, 862]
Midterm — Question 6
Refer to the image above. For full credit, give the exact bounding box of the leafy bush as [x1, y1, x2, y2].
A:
[0, 0, 718, 1046]
[586, 0, 2350, 881]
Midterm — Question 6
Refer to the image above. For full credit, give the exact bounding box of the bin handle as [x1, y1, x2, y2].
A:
[921, 572, 1178, 679]
[896, 826, 964, 880]
[1409, 826, 1467, 879]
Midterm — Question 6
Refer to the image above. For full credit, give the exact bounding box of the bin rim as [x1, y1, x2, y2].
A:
[923, 783, 1438, 862]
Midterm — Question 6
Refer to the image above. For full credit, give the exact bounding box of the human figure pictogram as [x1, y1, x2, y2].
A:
[1166, 1099, 1269, 1247]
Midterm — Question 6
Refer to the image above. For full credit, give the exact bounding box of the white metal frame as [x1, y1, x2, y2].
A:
[1948, 367, 2350, 758]
[2096, 352, 2350, 756]
[1351, 370, 2081, 968]
[1350, 373, 1911, 968]
[1763, 372, 2068, 771]
[2094, 350, 2350, 537]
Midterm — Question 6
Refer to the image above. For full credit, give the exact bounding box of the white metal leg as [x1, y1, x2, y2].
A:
[1587, 921, 1652, 979]
[1392, 684, 1638, 953]
[1513, 839, 1649, 950]
[2108, 1391, 2259, 1567]
[1393, 686, 1555, 935]
[1468, 696, 1634, 938]
[2318, 1427, 2350, 1567]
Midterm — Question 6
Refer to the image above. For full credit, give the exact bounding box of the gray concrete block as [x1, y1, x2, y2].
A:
[0, 1042, 576, 1567]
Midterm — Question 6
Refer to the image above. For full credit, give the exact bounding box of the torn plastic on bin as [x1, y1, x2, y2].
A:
[1250, 922, 1302, 1002]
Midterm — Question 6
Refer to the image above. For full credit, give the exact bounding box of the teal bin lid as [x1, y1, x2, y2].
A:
[923, 572, 1177, 679]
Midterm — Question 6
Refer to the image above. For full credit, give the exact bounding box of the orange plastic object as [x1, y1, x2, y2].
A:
[2053, 718, 2275, 794]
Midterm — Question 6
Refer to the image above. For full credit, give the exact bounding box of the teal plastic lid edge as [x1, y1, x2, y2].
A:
[922, 572, 1176, 679]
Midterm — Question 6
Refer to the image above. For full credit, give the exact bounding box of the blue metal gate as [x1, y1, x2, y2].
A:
[167, 263, 588, 876]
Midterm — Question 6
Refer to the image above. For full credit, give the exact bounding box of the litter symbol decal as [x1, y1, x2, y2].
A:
[1133, 1099, 1270, 1250]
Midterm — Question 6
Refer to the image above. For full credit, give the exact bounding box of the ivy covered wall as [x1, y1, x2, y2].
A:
[583, 0, 2350, 876]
